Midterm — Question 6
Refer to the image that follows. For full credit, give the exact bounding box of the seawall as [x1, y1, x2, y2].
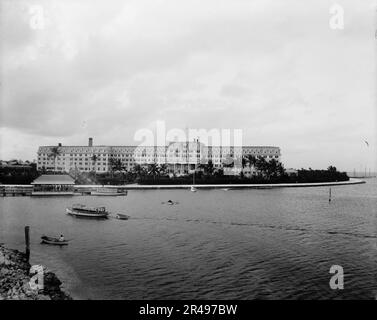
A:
[76, 178, 365, 190]
[0, 178, 366, 196]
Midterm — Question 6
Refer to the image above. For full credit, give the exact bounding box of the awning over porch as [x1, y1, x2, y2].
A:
[31, 175, 75, 185]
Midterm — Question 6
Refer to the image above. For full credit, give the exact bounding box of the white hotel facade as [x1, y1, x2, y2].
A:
[37, 138, 281, 176]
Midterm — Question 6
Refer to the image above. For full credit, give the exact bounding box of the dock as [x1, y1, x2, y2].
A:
[0, 185, 33, 196]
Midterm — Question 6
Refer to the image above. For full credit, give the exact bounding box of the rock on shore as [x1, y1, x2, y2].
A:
[0, 244, 72, 300]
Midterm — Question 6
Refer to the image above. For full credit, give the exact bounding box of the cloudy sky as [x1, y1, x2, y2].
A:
[0, 0, 376, 171]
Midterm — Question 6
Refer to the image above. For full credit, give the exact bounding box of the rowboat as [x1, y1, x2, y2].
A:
[66, 204, 109, 218]
[41, 236, 69, 246]
[115, 213, 130, 220]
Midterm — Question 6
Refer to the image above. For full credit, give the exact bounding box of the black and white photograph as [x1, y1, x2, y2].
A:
[0, 0, 376, 310]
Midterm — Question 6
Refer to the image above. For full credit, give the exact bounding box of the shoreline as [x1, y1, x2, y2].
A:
[109, 178, 366, 190]
[0, 244, 72, 300]
[0, 178, 366, 195]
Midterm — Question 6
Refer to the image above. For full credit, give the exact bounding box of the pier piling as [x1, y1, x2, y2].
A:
[25, 226, 30, 261]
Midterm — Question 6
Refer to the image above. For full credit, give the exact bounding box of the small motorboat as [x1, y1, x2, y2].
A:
[91, 188, 128, 196]
[162, 200, 179, 205]
[115, 213, 130, 220]
[41, 236, 69, 246]
[66, 204, 109, 218]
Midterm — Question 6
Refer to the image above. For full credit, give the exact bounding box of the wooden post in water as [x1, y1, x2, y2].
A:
[25, 226, 30, 261]
[329, 188, 332, 203]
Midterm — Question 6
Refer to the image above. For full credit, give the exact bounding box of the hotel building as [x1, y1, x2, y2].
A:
[37, 138, 281, 176]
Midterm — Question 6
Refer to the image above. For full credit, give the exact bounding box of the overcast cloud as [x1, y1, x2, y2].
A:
[0, 0, 376, 171]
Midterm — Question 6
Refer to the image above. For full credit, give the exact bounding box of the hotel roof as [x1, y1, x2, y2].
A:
[31, 175, 75, 185]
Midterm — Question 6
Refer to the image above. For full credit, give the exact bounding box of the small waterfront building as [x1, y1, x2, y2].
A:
[286, 168, 298, 176]
[31, 175, 75, 196]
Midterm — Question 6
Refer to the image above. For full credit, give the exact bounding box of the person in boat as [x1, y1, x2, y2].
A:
[59, 234, 65, 242]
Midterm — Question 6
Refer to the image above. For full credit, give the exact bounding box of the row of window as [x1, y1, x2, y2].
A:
[39, 148, 280, 157]
[39, 153, 279, 161]
[39, 154, 279, 166]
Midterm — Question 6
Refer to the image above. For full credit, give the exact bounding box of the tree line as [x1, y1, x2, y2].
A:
[2, 148, 348, 185]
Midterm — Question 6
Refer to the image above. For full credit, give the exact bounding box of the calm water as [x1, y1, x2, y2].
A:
[0, 180, 376, 299]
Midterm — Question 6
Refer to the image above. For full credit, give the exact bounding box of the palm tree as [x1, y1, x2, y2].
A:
[262, 158, 285, 180]
[197, 163, 206, 173]
[108, 158, 126, 182]
[132, 164, 146, 181]
[108, 157, 117, 178]
[245, 155, 257, 176]
[48, 146, 61, 174]
[91, 155, 98, 171]
[255, 156, 268, 176]
[248, 155, 257, 168]
[147, 163, 160, 181]
[214, 168, 224, 177]
[158, 163, 168, 176]
[91, 154, 98, 182]
[265, 158, 278, 179]
[199, 160, 214, 176]
[113, 159, 126, 172]
[209, 160, 215, 175]
[242, 156, 247, 169]
[276, 161, 285, 177]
